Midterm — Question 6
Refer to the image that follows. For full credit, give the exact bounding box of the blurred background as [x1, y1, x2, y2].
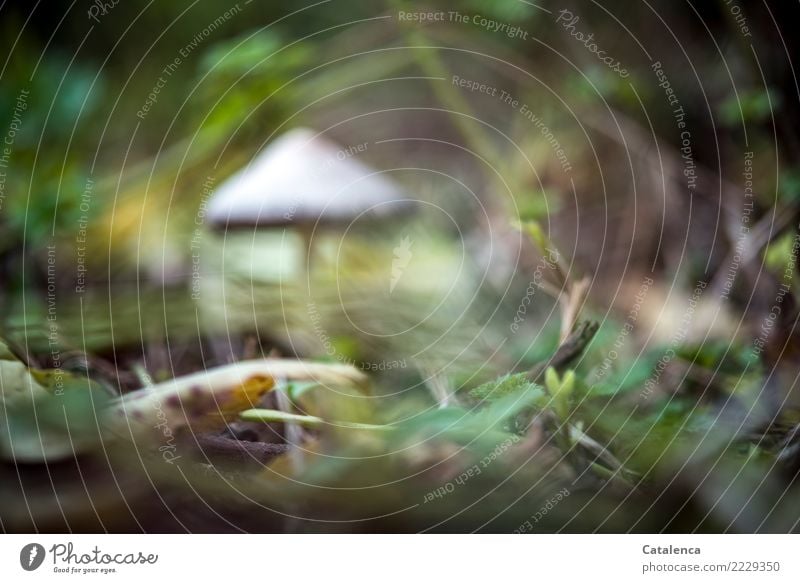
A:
[1, 0, 800, 532]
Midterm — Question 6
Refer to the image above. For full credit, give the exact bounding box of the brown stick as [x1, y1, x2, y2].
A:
[527, 321, 599, 383]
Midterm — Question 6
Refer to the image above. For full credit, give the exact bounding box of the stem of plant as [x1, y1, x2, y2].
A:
[240, 409, 393, 431]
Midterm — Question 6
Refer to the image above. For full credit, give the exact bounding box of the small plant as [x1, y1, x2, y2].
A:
[544, 367, 576, 422]
[516, 220, 591, 342]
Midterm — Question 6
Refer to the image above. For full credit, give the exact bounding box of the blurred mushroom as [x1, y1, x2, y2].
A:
[196, 127, 419, 354]
[206, 127, 415, 274]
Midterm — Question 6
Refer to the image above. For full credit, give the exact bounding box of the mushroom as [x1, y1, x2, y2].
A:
[196, 127, 417, 351]
[206, 127, 414, 244]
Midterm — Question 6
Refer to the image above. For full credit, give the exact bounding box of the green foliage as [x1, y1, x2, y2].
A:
[588, 399, 714, 473]
[286, 380, 322, 402]
[0, 344, 49, 404]
[565, 67, 641, 106]
[0, 55, 104, 250]
[1, 377, 110, 462]
[586, 350, 661, 397]
[676, 340, 754, 374]
[194, 30, 312, 139]
[385, 382, 547, 448]
[507, 319, 561, 367]
[468, 383, 546, 430]
[515, 189, 558, 221]
[469, 368, 578, 428]
[764, 230, 800, 285]
[518, 220, 551, 256]
[544, 367, 575, 420]
[719, 88, 781, 127]
[780, 170, 800, 203]
[460, 0, 537, 22]
[468, 372, 541, 402]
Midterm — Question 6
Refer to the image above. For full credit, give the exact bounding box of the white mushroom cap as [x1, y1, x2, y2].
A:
[206, 128, 414, 229]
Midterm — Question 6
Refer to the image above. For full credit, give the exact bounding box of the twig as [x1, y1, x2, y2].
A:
[528, 321, 599, 383]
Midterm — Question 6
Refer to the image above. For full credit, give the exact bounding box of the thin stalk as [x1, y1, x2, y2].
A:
[241, 408, 392, 431]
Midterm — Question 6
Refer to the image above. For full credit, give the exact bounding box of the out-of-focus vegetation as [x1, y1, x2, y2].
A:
[2, 0, 800, 532]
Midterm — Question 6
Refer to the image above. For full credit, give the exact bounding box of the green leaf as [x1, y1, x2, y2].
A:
[544, 367, 574, 420]
[764, 231, 799, 284]
[719, 88, 780, 127]
[1, 383, 110, 462]
[544, 367, 560, 395]
[468, 373, 541, 402]
[471, 384, 546, 429]
[0, 340, 49, 404]
[518, 220, 550, 256]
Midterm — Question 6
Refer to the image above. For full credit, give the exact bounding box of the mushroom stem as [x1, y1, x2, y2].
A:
[298, 223, 314, 274]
